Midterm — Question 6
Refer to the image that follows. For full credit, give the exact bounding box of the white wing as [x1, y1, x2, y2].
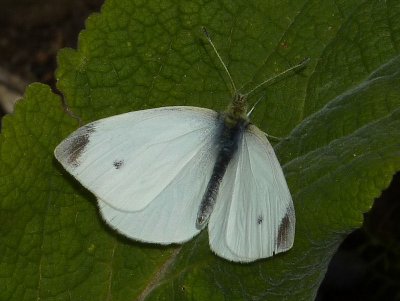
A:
[97, 123, 219, 243]
[208, 124, 295, 262]
[55, 106, 220, 243]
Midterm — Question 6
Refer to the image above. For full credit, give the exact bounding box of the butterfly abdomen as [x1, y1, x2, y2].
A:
[196, 115, 248, 228]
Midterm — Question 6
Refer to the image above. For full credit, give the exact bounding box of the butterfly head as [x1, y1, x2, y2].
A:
[202, 27, 310, 128]
[224, 93, 249, 127]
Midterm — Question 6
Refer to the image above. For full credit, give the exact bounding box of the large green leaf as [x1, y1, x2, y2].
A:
[1, 0, 400, 300]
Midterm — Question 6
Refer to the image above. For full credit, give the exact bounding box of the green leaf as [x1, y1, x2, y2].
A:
[1, 0, 400, 300]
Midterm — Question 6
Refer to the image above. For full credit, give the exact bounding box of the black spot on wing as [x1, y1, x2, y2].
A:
[277, 210, 291, 250]
[65, 124, 96, 167]
[113, 160, 124, 169]
[257, 215, 263, 225]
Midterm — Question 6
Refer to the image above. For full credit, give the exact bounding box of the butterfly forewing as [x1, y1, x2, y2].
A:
[208, 124, 295, 262]
[55, 107, 221, 243]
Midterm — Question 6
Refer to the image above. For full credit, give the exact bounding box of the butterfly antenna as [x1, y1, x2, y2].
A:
[245, 57, 310, 97]
[203, 27, 237, 95]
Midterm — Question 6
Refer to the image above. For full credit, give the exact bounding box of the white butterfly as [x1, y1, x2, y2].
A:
[55, 29, 308, 262]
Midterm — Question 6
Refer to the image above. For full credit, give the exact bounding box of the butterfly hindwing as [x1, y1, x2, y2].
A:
[97, 118, 220, 243]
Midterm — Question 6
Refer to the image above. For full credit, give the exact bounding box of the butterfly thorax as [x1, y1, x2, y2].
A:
[196, 94, 250, 228]
[223, 93, 249, 127]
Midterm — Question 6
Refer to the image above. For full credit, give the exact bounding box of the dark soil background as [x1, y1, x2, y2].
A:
[0, 1, 399, 300]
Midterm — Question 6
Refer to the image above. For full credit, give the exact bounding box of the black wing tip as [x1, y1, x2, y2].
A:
[276, 208, 295, 251]
[56, 124, 97, 167]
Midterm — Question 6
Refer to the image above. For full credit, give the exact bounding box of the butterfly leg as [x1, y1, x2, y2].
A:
[265, 132, 291, 143]
[265, 133, 282, 142]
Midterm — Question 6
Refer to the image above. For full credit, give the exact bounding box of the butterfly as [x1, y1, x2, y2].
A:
[55, 28, 309, 262]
